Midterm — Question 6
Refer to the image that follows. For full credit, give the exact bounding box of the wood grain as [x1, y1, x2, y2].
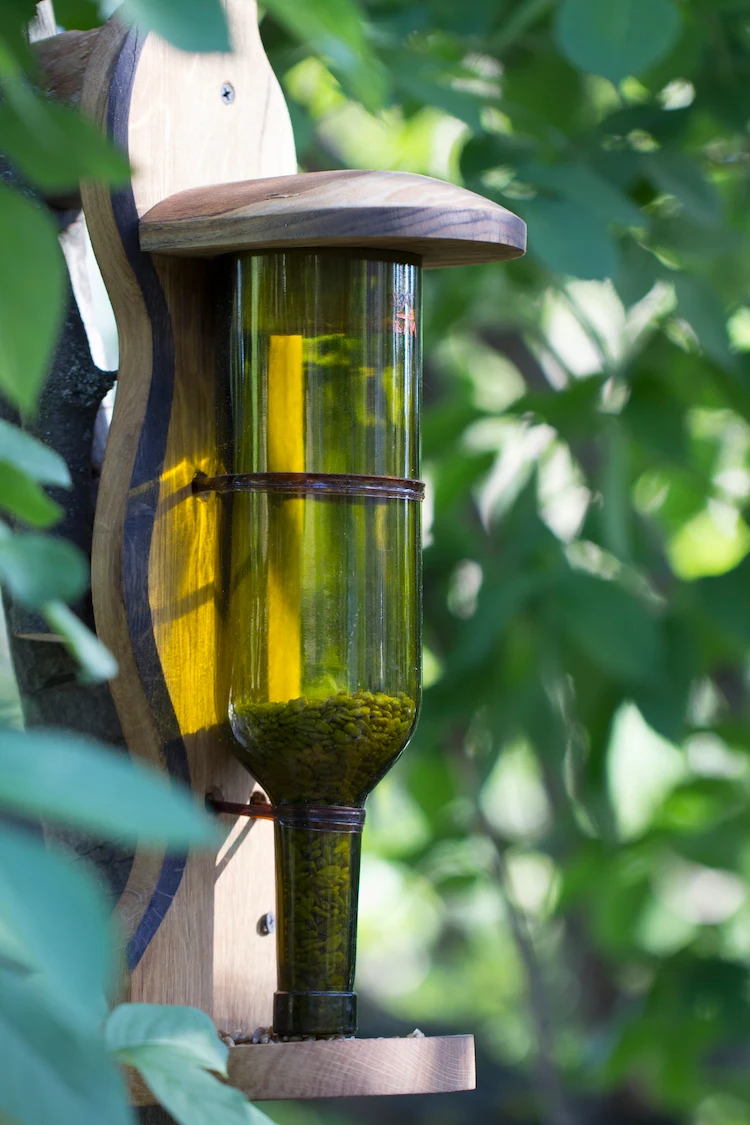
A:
[127, 2, 296, 219]
[127, 1035, 476, 1104]
[83, 0, 295, 1027]
[139, 169, 527, 266]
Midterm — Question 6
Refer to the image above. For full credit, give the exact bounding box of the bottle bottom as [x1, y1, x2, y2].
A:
[274, 990, 357, 1037]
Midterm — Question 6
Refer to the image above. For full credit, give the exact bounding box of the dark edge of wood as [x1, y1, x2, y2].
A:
[106, 25, 191, 971]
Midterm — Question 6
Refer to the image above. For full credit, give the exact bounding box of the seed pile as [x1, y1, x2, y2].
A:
[217, 1027, 423, 1044]
[231, 690, 416, 804]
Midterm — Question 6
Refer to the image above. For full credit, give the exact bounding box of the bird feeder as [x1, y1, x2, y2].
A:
[67, 0, 525, 1101]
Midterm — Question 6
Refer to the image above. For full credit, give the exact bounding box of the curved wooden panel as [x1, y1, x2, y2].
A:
[82, 16, 167, 959]
[139, 169, 527, 265]
[83, 0, 296, 1026]
[128, 1034, 476, 1103]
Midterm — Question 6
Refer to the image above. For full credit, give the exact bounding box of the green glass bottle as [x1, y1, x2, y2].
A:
[224, 249, 422, 1037]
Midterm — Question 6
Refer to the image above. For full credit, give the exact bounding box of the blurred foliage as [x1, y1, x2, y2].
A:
[5, 0, 750, 1123]
[253, 1, 750, 1122]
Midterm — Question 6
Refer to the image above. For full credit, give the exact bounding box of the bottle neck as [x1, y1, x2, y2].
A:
[273, 805, 364, 1038]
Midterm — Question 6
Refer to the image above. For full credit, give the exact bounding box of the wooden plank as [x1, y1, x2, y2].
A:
[127, 1, 296, 219]
[139, 169, 527, 266]
[127, 1035, 476, 1104]
[83, 0, 296, 1026]
[128, 253, 224, 1011]
[212, 812, 276, 1031]
[82, 15, 169, 957]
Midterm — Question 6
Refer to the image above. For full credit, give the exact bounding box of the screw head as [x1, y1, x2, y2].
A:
[257, 912, 274, 936]
[221, 82, 235, 105]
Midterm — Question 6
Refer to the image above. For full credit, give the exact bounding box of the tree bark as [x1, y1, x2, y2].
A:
[35, 29, 100, 108]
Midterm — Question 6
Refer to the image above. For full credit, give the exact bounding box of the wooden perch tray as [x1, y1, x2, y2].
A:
[139, 169, 527, 266]
[127, 1035, 476, 1104]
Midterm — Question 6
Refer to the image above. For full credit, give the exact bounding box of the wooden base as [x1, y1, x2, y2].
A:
[127, 1035, 476, 1103]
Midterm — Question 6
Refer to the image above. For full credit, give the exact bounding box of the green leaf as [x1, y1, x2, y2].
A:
[0, 419, 70, 486]
[43, 601, 119, 684]
[556, 0, 682, 84]
[459, 132, 536, 184]
[120, 0, 230, 53]
[106, 1005, 229, 1076]
[0, 728, 218, 847]
[502, 49, 584, 133]
[674, 274, 733, 369]
[551, 572, 661, 682]
[123, 1051, 256, 1125]
[643, 152, 722, 228]
[591, 856, 651, 952]
[491, 0, 556, 52]
[508, 376, 605, 444]
[0, 183, 66, 413]
[655, 778, 742, 834]
[623, 373, 687, 463]
[0, 3, 37, 75]
[264, 0, 389, 111]
[599, 104, 691, 146]
[697, 557, 750, 648]
[0, 462, 62, 527]
[0, 98, 130, 193]
[520, 162, 645, 230]
[0, 826, 113, 1032]
[0, 533, 88, 606]
[631, 617, 694, 742]
[614, 240, 663, 307]
[433, 449, 495, 510]
[423, 394, 483, 457]
[396, 68, 483, 129]
[54, 0, 103, 30]
[0, 966, 132, 1125]
[520, 197, 618, 280]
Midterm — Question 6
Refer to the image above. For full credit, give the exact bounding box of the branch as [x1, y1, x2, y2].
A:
[454, 741, 573, 1125]
[35, 29, 100, 109]
[475, 802, 574, 1125]
[29, 0, 56, 42]
[478, 327, 555, 393]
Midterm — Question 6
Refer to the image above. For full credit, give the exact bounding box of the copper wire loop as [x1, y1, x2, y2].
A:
[206, 798, 366, 832]
[207, 796, 275, 820]
[193, 471, 425, 501]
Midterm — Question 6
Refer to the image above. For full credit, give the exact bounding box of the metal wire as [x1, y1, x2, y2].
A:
[193, 471, 425, 501]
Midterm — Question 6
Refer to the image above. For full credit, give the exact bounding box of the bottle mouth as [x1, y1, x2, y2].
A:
[274, 990, 357, 1038]
[275, 804, 366, 833]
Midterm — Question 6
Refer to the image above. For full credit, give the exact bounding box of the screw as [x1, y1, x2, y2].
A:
[221, 82, 235, 105]
[257, 912, 274, 936]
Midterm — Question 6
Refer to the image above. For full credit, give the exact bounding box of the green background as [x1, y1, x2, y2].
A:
[5, 1, 750, 1123]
